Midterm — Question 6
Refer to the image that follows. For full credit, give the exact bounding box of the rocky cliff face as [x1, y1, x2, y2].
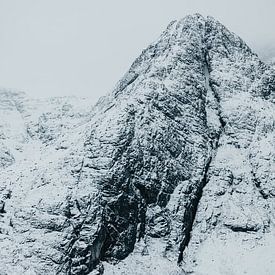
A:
[0, 14, 275, 275]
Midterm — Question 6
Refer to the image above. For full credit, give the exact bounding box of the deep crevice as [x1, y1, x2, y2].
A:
[177, 156, 212, 263]
[177, 51, 226, 263]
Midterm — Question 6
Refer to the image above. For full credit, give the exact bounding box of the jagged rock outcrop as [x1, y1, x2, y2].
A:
[0, 14, 275, 275]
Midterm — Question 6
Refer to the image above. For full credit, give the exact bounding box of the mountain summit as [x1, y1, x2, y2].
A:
[0, 14, 275, 275]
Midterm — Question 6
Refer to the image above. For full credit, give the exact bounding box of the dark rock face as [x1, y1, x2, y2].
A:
[0, 14, 275, 275]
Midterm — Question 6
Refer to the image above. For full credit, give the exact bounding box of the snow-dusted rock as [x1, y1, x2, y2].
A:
[0, 14, 274, 275]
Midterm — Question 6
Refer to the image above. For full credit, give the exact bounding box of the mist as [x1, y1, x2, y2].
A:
[0, 0, 274, 102]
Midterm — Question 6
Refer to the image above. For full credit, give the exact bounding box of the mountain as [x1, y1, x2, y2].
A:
[0, 14, 275, 275]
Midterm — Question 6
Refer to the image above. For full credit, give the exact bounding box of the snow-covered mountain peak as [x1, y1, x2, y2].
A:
[0, 15, 275, 275]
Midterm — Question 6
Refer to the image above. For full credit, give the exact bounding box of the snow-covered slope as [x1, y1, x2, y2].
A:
[0, 14, 275, 275]
[0, 90, 95, 274]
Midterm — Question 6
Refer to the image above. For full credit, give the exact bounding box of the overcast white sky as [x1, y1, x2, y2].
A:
[0, 0, 275, 102]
